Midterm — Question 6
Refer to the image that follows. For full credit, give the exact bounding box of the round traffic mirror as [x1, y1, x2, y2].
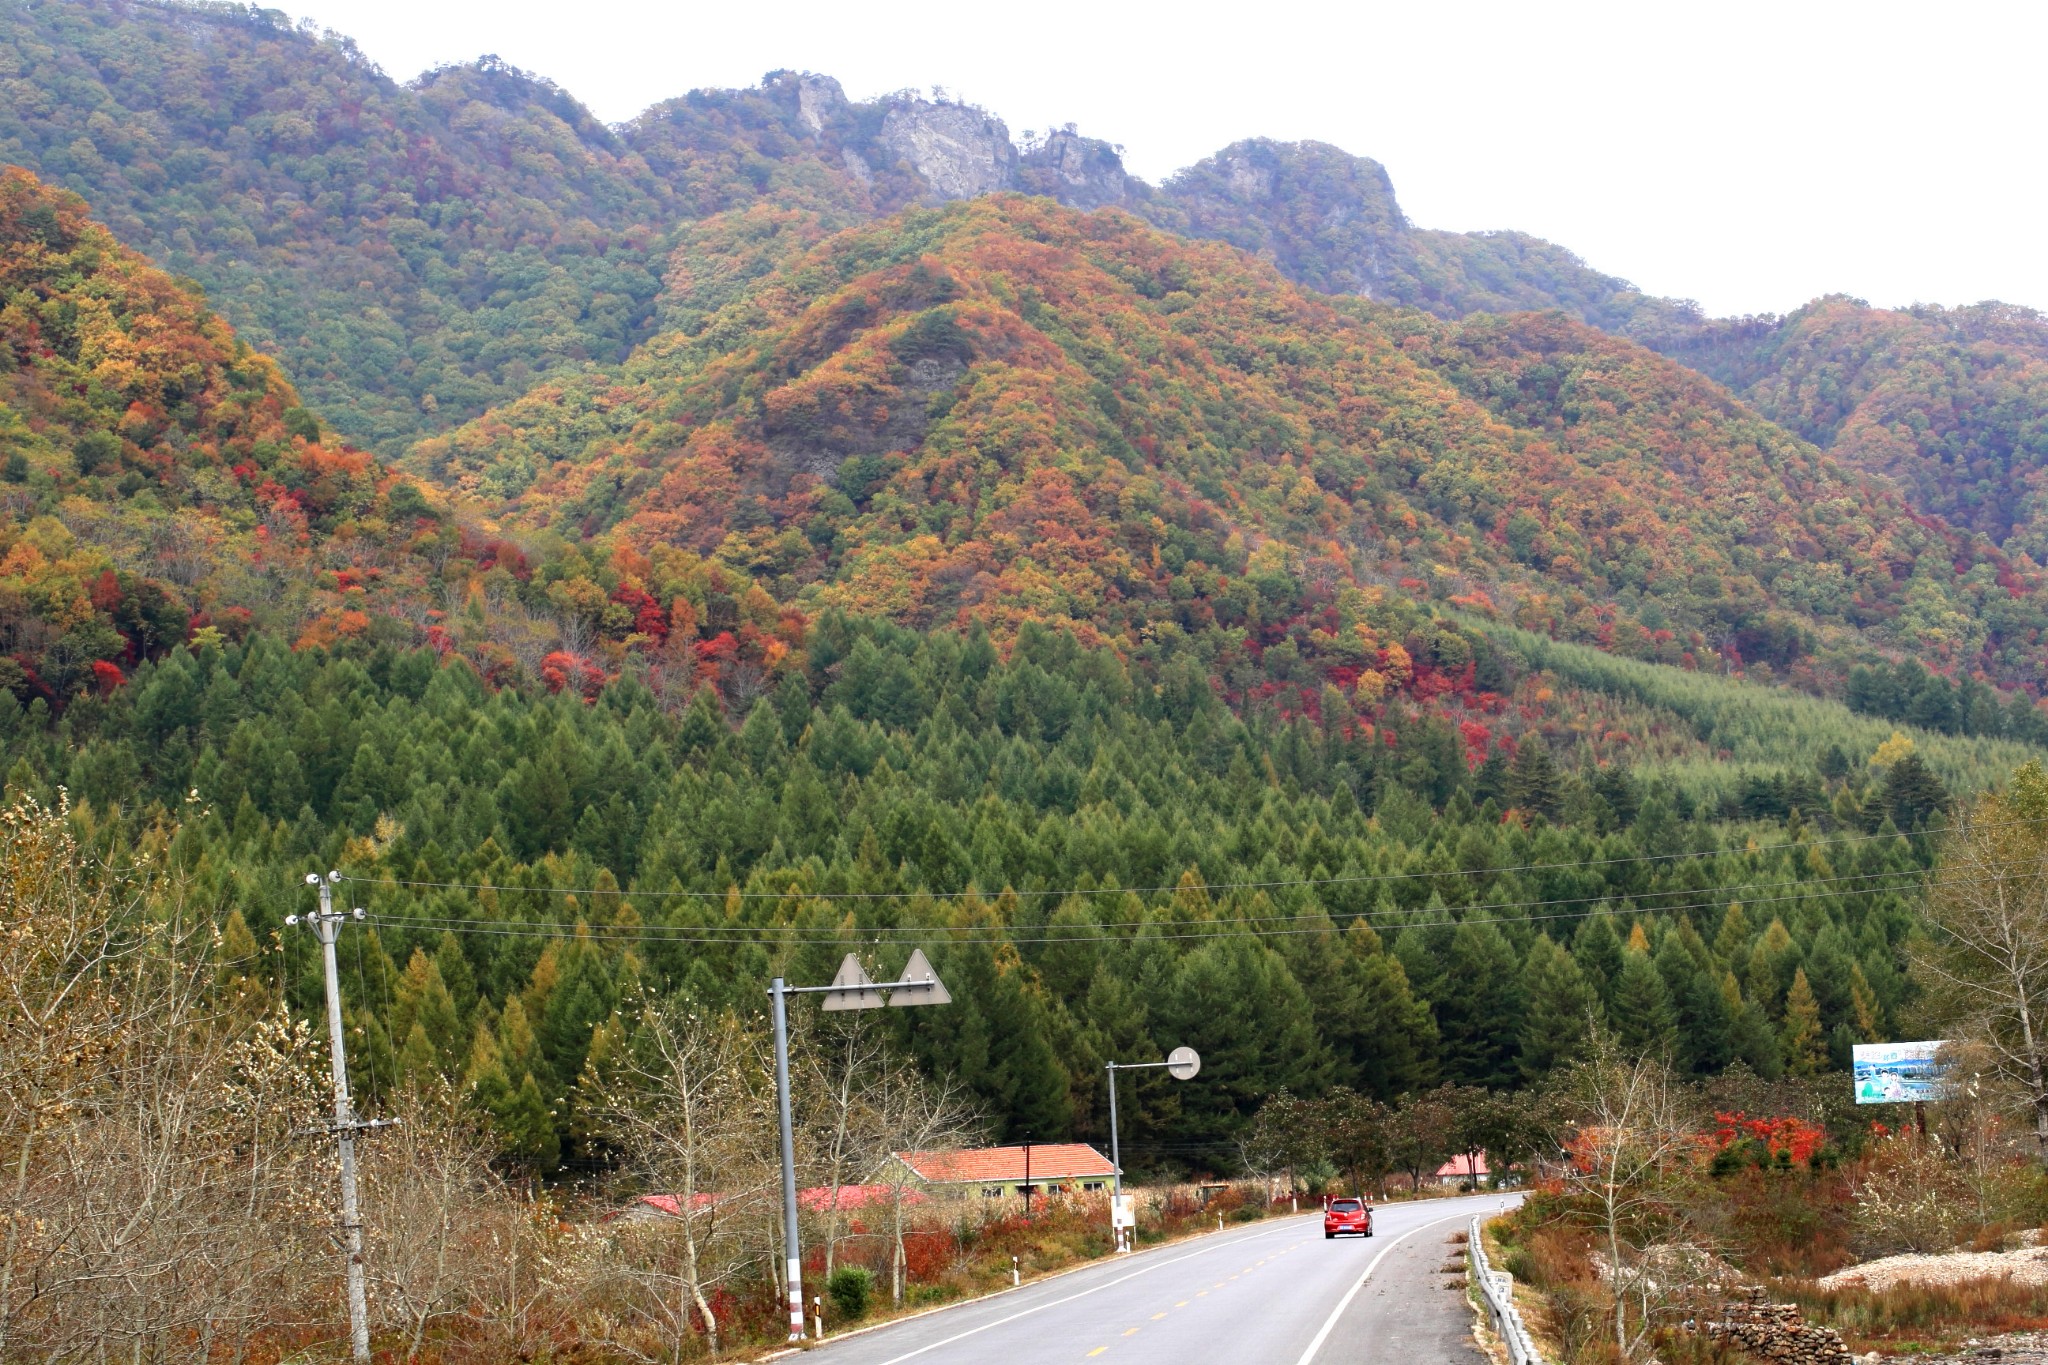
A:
[1167, 1046, 1201, 1080]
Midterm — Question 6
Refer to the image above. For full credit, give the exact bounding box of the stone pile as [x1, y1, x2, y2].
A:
[1704, 1288, 1855, 1365]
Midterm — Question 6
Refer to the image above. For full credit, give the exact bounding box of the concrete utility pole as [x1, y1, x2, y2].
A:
[1104, 1047, 1200, 1252]
[289, 872, 397, 1365]
[769, 950, 951, 1343]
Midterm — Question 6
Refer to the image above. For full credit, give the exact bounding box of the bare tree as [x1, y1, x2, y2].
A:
[0, 794, 333, 1362]
[360, 1077, 522, 1359]
[797, 1011, 888, 1279]
[1913, 761, 2048, 1162]
[870, 1057, 983, 1307]
[592, 1002, 777, 1359]
[1555, 1036, 1709, 1363]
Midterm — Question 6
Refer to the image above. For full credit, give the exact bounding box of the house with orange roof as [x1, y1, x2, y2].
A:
[889, 1143, 1118, 1203]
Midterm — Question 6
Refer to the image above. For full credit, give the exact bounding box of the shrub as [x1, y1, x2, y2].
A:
[827, 1265, 874, 1321]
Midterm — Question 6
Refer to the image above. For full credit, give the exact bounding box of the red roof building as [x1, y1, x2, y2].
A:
[611, 1184, 924, 1223]
[1433, 1152, 1490, 1183]
[799, 1183, 925, 1212]
[892, 1143, 1118, 1199]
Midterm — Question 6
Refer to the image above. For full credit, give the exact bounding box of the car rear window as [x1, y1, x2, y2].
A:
[1329, 1199, 1362, 1212]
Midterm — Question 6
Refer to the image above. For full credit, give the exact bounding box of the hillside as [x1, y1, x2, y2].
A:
[417, 195, 2048, 696]
[1656, 298, 2048, 557]
[0, 0, 685, 450]
[0, 166, 825, 713]
[0, 166, 435, 702]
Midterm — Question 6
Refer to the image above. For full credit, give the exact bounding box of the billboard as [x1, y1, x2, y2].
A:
[1853, 1041, 1951, 1104]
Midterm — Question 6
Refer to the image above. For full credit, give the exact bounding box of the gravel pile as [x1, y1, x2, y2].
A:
[1820, 1248, 2048, 1293]
[1860, 1331, 2048, 1362]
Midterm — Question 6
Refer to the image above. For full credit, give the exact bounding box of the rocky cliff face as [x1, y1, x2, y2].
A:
[877, 98, 1020, 200]
[1019, 129, 1144, 209]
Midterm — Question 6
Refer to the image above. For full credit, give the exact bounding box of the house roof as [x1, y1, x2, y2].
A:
[617, 1185, 924, 1221]
[1434, 1152, 1490, 1178]
[610, 1192, 721, 1221]
[895, 1143, 1118, 1184]
[799, 1183, 925, 1212]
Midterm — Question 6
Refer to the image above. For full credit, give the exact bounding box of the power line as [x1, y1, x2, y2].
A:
[363, 869, 1945, 949]
[357, 863, 1928, 943]
[334, 812, 1969, 906]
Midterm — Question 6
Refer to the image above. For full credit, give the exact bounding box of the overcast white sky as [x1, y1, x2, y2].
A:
[284, 0, 2043, 318]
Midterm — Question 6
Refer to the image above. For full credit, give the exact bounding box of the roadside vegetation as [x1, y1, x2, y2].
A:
[1482, 762, 2048, 1362]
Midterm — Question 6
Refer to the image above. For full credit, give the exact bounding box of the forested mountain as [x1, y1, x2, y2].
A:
[0, 0, 686, 450]
[8, 0, 2048, 1182]
[420, 194, 2048, 694]
[11, 0, 2041, 590]
[0, 165, 822, 711]
[1656, 298, 2048, 558]
[0, 0, 1690, 454]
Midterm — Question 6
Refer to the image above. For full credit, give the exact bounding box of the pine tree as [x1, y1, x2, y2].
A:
[1781, 967, 1826, 1077]
[1572, 915, 1625, 1006]
[1883, 753, 1949, 828]
[1506, 742, 1562, 821]
[1723, 972, 1784, 1079]
[495, 1072, 561, 1174]
[1436, 920, 1524, 1088]
[1609, 948, 1677, 1058]
[1518, 935, 1602, 1080]
[392, 947, 464, 1078]
[1848, 962, 1883, 1040]
[397, 1020, 441, 1088]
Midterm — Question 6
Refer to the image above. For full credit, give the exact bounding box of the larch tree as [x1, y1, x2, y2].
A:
[1913, 760, 2048, 1163]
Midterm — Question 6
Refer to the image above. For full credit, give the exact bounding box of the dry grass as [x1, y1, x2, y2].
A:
[1776, 1275, 2048, 1352]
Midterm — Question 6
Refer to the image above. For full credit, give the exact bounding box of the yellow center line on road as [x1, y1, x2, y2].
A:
[1123, 1328, 1140, 1337]
[1151, 1312, 1167, 1320]
[1175, 1300, 1188, 1308]
[1087, 1349, 1106, 1358]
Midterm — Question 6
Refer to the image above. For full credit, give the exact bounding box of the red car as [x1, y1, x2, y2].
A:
[1322, 1197, 1373, 1239]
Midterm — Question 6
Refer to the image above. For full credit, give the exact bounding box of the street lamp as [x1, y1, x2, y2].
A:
[1104, 1046, 1201, 1252]
[769, 950, 952, 1343]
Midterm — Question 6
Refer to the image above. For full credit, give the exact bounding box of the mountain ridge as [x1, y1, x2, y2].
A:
[0, 0, 1694, 452]
[419, 193, 2048, 696]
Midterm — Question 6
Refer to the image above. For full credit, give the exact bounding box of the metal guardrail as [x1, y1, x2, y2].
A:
[1468, 1214, 1546, 1365]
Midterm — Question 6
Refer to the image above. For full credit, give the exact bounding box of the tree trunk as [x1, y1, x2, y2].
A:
[0, 1128, 34, 1359]
[2018, 988, 2048, 1164]
[891, 1185, 908, 1306]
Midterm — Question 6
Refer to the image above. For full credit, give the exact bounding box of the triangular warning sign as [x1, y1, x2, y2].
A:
[889, 949, 951, 1007]
[821, 953, 884, 1011]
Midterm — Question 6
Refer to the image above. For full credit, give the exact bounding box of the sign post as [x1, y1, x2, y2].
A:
[1104, 1046, 1201, 1252]
[769, 952, 951, 1342]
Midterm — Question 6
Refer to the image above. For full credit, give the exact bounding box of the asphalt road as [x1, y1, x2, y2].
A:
[802, 1191, 1519, 1365]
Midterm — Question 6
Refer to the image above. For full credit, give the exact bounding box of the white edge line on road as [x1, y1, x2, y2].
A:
[867, 1216, 1314, 1365]
[1292, 1203, 1503, 1365]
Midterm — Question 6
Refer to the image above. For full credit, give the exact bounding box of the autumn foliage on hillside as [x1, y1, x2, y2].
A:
[0, 168, 396, 700]
[420, 195, 2048, 695]
[1660, 297, 2048, 559]
[0, 168, 807, 710]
